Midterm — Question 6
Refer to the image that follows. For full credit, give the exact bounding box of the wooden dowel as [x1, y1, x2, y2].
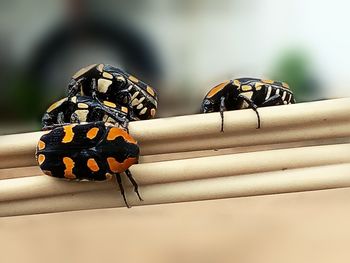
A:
[1, 98, 350, 169]
[1, 143, 349, 202]
[2, 137, 349, 180]
[2, 163, 350, 217]
[130, 98, 350, 141]
[140, 121, 350, 154]
[140, 137, 350, 163]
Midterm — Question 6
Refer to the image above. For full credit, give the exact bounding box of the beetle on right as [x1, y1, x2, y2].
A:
[200, 78, 296, 132]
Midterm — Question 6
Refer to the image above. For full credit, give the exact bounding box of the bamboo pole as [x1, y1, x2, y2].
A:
[1, 143, 349, 203]
[2, 137, 348, 180]
[1, 163, 350, 217]
[1, 98, 350, 217]
[1, 98, 350, 169]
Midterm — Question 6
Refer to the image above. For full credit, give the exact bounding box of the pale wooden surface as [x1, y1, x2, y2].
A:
[1, 98, 350, 168]
[1, 188, 350, 263]
[1, 98, 350, 216]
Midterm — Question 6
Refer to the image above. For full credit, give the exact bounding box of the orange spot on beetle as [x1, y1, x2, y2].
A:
[63, 157, 76, 179]
[62, 125, 75, 143]
[87, 127, 99, 139]
[107, 127, 136, 144]
[37, 154, 45, 165]
[206, 81, 230, 98]
[37, 140, 46, 150]
[87, 158, 100, 172]
[107, 157, 138, 173]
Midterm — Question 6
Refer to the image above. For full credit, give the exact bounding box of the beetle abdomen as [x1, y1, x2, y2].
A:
[36, 122, 139, 181]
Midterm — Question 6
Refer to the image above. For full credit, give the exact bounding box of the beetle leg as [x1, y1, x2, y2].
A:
[68, 78, 84, 98]
[219, 96, 226, 132]
[125, 169, 143, 201]
[116, 173, 130, 208]
[97, 101, 130, 128]
[57, 112, 66, 124]
[91, 79, 133, 126]
[91, 78, 102, 102]
[42, 123, 72, 131]
[261, 94, 284, 107]
[237, 94, 261, 129]
[91, 78, 129, 127]
[42, 113, 54, 129]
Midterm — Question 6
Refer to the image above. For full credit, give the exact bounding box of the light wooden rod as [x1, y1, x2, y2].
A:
[1, 163, 350, 217]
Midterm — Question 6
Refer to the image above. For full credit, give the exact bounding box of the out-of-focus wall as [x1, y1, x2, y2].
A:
[0, 0, 350, 133]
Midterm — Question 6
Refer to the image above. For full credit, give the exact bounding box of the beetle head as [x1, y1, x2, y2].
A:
[200, 98, 216, 113]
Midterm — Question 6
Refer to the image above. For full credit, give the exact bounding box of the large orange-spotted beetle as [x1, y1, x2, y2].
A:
[200, 78, 295, 132]
[42, 95, 130, 130]
[36, 121, 141, 208]
[68, 64, 158, 121]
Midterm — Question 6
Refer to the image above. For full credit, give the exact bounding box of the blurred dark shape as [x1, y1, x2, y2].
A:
[0, 0, 161, 131]
[271, 49, 319, 102]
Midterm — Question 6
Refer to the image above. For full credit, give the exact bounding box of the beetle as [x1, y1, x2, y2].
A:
[42, 95, 130, 130]
[68, 63, 158, 121]
[36, 121, 141, 207]
[200, 78, 295, 131]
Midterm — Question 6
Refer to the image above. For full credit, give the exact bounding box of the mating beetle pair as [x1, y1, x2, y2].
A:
[68, 63, 158, 121]
[43, 64, 158, 129]
[37, 64, 159, 207]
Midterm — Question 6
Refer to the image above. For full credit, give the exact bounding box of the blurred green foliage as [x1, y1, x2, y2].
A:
[271, 49, 319, 102]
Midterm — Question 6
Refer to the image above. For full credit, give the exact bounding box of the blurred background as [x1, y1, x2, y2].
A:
[1, 1, 350, 262]
[1, 0, 350, 134]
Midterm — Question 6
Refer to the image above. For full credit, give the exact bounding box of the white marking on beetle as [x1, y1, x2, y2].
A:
[282, 91, 287, 100]
[98, 79, 112, 93]
[47, 97, 68, 113]
[265, 86, 272, 100]
[139, 107, 147, 115]
[72, 64, 97, 79]
[243, 91, 253, 99]
[275, 89, 280, 95]
[103, 72, 113, 79]
[130, 91, 139, 101]
[131, 99, 141, 106]
[97, 64, 104, 72]
[74, 110, 89, 121]
[117, 76, 125, 82]
[137, 103, 143, 109]
[78, 103, 89, 109]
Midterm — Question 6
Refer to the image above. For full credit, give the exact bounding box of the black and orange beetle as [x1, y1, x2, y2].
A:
[42, 95, 130, 130]
[200, 78, 295, 131]
[68, 63, 158, 121]
[36, 121, 141, 207]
